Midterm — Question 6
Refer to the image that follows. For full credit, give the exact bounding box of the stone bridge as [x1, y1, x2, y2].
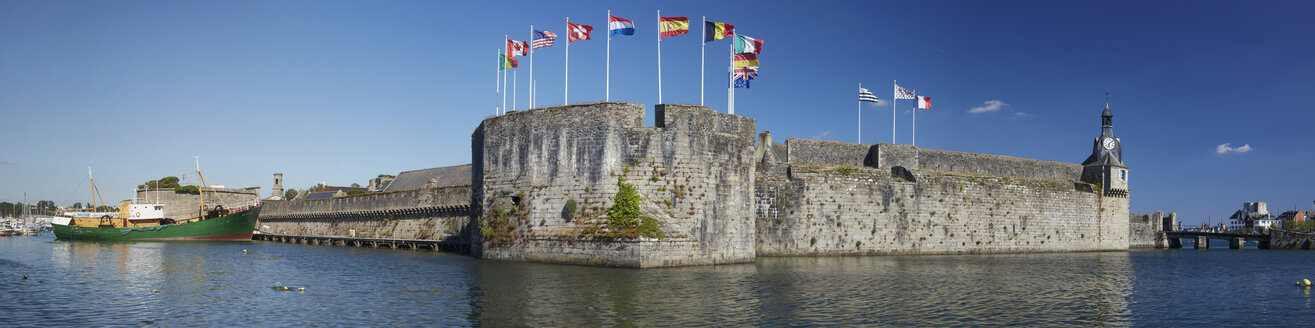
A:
[1164, 231, 1269, 249]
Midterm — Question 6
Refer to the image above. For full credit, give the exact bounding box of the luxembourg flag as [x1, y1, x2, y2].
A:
[609, 15, 635, 37]
[917, 96, 931, 109]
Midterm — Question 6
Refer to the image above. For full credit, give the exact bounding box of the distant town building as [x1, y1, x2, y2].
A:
[381, 165, 471, 192]
[1228, 202, 1280, 232]
[1278, 210, 1306, 223]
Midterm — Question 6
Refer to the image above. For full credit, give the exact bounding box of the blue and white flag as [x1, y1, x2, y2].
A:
[609, 15, 635, 37]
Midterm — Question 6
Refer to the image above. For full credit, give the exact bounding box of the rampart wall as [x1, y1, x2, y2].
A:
[1128, 212, 1171, 248]
[470, 103, 757, 268]
[135, 187, 261, 219]
[1268, 230, 1315, 249]
[257, 185, 471, 241]
[755, 141, 1128, 256]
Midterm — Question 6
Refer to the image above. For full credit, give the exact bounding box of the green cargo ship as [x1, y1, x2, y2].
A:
[52, 207, 259, 241]
[53, 163, 260, 241]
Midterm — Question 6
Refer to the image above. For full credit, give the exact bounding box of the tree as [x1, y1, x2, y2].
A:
[307, 184, 327, 193]
[73, 202, 82, 209]
[138, 176, 181, 190]
[284, 189, 298, 200]
[351, 183, 361, 187]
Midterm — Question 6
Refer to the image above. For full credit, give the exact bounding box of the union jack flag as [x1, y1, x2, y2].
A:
[532, 30, 556, 49]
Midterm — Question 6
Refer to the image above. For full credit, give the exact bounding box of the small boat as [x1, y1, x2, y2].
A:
[52, 163, 260, 241]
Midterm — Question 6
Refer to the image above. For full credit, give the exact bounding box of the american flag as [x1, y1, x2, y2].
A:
[532, 30, 556, 49]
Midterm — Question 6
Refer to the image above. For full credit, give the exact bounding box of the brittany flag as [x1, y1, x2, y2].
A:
[659, 16, 689, 38]
[609, 15, 635, 37]
[568, 22, 592, 42]
[918, 96, 931, 109]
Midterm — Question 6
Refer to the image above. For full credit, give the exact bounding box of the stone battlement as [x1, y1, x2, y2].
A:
[781, 138, 1082, 181]
[471, 102, 757, 267]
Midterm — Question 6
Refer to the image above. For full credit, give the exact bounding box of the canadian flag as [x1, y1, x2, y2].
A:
[917, 96, 931, 109]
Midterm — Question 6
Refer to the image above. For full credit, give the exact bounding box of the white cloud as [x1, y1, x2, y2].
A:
[969, 100, 1009, 114]
[811, 131, 831, 140]
[1011, 112, 1028, 119]
[1215, 143, 1252, 154]
[863, 99, 889, 107]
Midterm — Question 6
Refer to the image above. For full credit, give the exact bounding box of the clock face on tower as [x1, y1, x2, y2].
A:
[1102, 137, 1116, 150]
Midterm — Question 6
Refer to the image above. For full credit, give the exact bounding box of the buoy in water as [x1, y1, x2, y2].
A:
[272, 282, 304, 291]
[152, 290, 159, 293]
[243, 249, 248, 254]
[22, 275, 27, 280]
[1302, 279, 1312, 287]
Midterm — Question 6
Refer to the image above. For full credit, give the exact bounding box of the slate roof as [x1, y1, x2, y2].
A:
[382, 164, 471, 192]
[303, 191, 338, 200]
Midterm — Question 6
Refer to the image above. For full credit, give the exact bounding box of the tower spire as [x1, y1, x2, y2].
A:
[1104, 79, 1110, 109]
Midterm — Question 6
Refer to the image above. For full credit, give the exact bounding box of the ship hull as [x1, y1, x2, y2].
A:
[52, 207, 259, 241]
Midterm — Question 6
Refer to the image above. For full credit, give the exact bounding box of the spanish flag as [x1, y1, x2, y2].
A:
[704, 21, 733, 42]
[733, 53, 758, 67]
[660, 16, 689, 38]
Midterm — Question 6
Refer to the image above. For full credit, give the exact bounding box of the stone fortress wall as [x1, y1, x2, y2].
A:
[254, 101, 1131, 268]
[755, 136, 1128, 256]
[135, 187, 261, 220]
[257, 185, 471, 241]
[1128, 211, 1175, 248]
[470, 103, 757, 268]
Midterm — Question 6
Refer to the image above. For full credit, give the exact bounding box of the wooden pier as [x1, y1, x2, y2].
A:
[253, 233, 469, 253]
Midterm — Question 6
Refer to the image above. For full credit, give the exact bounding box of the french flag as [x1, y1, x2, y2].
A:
[609, 15, 635, 37]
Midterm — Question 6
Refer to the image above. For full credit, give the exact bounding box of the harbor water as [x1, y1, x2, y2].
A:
[4, 234, 1315, 327]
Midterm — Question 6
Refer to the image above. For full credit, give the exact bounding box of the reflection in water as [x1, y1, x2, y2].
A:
[471, 253, 1132, 326]
[13, 236, 1315, 326]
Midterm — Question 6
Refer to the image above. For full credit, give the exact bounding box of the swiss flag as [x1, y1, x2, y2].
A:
[568, 22, 593, 42]
[917, 96, 931, 109]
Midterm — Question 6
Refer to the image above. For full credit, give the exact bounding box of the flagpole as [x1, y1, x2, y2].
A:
[727, 37, 734, 114]
[495, 48, 501, 115]
[529, 25, 534, 109]
[606, 9, 611, 102]
[858, 82, 862, 144]
[913, 89, 917, 147]
[657, 10, 662, 105]
[564, 17, 570, 106]
[891, 79, 896, 144]
[700, 16, 705, 106]
[503, 35, 508, 115]
[513, 70, 517, 112]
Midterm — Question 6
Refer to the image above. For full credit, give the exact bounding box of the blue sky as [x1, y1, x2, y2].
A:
[1, 0, 1312, 224]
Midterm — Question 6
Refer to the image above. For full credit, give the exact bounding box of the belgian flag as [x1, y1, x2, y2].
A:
[704, 21, 733, 42]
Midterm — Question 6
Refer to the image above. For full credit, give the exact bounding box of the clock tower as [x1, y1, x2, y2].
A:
[1081, 103, 1128, 197]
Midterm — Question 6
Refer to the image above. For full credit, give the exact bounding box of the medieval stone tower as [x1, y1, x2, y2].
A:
[1081, 101, 1130, 248]
[1081, 103, 1129, 196]
[272, 172, 284, 199]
